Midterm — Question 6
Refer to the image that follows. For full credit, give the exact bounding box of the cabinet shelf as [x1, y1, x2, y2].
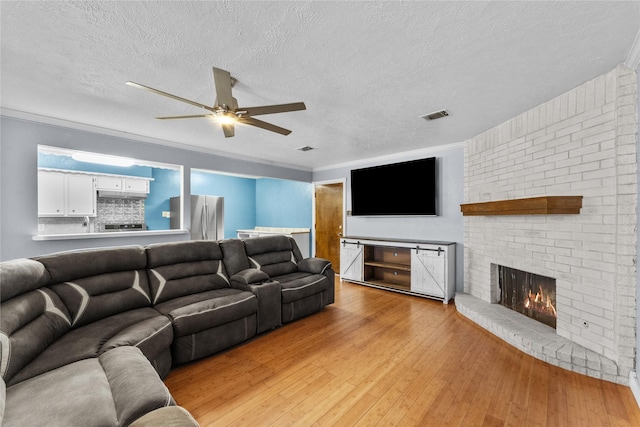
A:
[364, 261, 412, 271]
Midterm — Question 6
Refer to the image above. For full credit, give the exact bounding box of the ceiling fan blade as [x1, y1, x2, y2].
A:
[156, 114, 214, 120]
[239, 117, 292, 135]
[222, 123, 235, 138]
[240, 102, 306, 116]
[126, 81, 214, 112]
[212, 67, 234, 109]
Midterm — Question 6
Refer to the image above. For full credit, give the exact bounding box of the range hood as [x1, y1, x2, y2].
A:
[97, 190, 148, 199]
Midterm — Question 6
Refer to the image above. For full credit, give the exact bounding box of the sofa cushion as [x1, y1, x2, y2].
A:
[36, 246, 147, 283]
[219, 238, 252, 276]
[1, 286, 71, 384]
[3, 346, 173, 427]
[154, 289, 257, 337]
[243, 235, 303, 261]
[6, 308, 172, 386]
[275, 272, 329, 304]
[146, 241, 230, 305]
[38, 247, 152, 328]
[0, 259, 50, 303]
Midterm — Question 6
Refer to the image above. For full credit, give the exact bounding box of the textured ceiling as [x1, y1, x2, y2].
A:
[1, 1, 639, 171]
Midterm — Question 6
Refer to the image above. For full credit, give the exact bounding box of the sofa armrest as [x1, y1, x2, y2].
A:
[230, 270, 281, 333]
[297, 258, 332, 275]
[298, 258, 335, 305]
[230, 269, 270, 286]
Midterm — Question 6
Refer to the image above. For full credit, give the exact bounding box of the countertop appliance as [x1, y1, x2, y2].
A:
[102, 223, 146, 232]
[170, 195, 224, 240]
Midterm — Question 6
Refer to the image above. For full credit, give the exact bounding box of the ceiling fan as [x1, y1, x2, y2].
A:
[126, 67, 306, 138]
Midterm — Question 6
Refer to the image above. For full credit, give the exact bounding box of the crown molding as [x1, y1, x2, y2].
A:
[0, 108, 312, 173]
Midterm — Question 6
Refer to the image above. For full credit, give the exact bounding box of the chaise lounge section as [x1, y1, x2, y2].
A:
[0, 236, 334, 426]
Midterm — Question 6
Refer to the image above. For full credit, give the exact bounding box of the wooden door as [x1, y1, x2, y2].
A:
[315, 183, 343, 271]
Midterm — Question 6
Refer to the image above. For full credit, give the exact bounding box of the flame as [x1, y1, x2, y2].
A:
[524, 284, 557, 319]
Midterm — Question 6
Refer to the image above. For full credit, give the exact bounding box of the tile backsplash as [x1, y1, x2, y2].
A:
[96, 197, 145, 228]
[38, 197, 145, 234]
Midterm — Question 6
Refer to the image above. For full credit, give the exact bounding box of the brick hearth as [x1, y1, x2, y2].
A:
[456, 293, 623, 383]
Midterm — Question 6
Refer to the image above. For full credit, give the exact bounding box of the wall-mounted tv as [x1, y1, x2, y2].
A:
[350, 157, 437, 216]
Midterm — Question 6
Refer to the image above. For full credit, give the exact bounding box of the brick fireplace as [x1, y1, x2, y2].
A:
[457, 65, 637, 384]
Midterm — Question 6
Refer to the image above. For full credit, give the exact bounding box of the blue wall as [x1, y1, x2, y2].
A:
[191, 171, 312, 239]
[146, 168, 181, 231]
[256, 178, 312, 228]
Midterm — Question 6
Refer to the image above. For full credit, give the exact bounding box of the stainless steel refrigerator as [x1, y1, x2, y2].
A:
[170, 195, 224, 240]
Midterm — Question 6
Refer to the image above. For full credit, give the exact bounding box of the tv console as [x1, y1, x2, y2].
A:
[340, 236, 456, 303]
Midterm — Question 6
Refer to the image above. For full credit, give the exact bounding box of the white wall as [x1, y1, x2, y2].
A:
[313, 144, 465, 291]
[0, 116, 311, 261]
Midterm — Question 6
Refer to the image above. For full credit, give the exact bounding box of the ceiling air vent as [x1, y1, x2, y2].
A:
[296, 146, 314, 152]
[421, 110, 449, 121]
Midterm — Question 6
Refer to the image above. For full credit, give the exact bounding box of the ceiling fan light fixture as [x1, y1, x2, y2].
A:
[212, 114, 237, 125]
[72, 152, 135, 167]
[128, 67, 305, 137]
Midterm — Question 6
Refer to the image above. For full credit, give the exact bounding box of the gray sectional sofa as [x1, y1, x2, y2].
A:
[0, 235, 334, 426]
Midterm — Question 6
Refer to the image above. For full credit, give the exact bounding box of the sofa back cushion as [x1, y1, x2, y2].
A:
[0, 259, 71, 384]
[145, 241, 230, 305]
[219, 239, 252, 276]
[36, 246, 151, 328]
[243, 235, 304, 278]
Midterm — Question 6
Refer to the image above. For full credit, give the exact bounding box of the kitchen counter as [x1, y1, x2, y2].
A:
[32, 229, 189, 241]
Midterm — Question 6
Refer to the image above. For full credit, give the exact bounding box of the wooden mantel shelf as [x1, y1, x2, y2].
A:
[460, 196, 583, 216]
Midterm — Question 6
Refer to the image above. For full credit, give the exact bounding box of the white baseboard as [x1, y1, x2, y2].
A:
[630, 371, 640, 408]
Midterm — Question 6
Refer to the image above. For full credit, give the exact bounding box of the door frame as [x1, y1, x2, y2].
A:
[312, 178, 347, 258]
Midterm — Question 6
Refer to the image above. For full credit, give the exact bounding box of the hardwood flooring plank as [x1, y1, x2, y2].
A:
[164, 279, 640, 426]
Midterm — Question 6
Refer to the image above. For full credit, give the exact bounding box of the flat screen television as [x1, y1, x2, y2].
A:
[350, 157, 437, 216]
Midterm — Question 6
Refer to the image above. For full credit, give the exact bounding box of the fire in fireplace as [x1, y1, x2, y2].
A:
[498, 265, 557, 328]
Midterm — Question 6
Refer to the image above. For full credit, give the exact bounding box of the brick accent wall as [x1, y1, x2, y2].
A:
[464, 65, 637, 381]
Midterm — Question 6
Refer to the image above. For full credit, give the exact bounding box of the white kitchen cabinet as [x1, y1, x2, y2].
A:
[339, 239, 364, 282]
[96, 176, 150, 193]
[340, 237, 455, 303]
[38, 171, 66, 216]
[95, 176, 123, 191]
[38, 170, 96, 217]
[124, 177, 149, 193]
[65, 174, 96, 216]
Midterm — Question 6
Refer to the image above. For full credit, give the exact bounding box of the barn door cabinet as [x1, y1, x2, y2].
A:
[340, 237, 456, 303]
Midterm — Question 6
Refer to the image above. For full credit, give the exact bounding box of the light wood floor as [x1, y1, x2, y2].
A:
[165, 279, 640, 426]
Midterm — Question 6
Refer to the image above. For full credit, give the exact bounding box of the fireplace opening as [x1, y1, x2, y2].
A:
[498, 265, 557, 329]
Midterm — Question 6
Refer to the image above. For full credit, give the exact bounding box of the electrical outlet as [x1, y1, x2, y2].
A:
[38, 223, 45, 232]
[162, 211, 171, 218]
